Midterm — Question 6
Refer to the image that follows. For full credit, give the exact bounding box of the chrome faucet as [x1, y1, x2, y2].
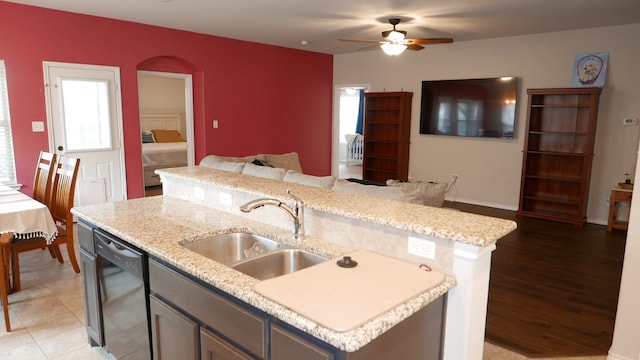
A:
[240, 190, 305, 240]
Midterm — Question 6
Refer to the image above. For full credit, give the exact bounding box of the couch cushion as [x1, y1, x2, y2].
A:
[262, 152, 303, 173]
[242, 163, 287, 180]
[332, 179, 422, 204]
[283, 170, 336, 189]
[386, 180, 448, 207]
[201, 159, 245, 173]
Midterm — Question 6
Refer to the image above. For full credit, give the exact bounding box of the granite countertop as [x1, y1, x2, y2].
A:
[72, 196, 456, 353]
[157, 166, 517, 247]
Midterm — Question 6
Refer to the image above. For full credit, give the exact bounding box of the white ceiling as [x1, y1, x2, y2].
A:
[8, 0, 640, 54]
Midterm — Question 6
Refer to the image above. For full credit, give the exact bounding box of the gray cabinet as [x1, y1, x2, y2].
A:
[150, 295, 199, 360]
[149, 258, 444, 360]
[78, 221, 102, 347]
[149, 258, 267, 360]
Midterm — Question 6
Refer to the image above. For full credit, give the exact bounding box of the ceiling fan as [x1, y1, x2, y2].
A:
[339, 18, 453, 56]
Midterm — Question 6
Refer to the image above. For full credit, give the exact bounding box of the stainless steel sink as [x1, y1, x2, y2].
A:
[182, 232, 281, 265]
[231, 249, 328, 280]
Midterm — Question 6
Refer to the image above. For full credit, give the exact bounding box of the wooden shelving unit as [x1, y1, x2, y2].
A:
[517, 87, 602, 225]
[362, 92, 413, 183]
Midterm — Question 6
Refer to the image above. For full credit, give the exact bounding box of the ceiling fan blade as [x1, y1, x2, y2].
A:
[358, 44, 381, 51]
[339, 38, 382, 44]
[406, 44, 425, 51]
[406, 38, 454, 45]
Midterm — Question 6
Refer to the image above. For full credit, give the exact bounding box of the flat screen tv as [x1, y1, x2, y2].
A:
[419, 77, 518, 139]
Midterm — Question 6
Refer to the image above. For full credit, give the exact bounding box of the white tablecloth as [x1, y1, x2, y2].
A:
[0, 184, 57, 244]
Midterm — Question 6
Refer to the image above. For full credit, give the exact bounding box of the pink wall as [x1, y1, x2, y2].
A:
[0, 2, 333, 199]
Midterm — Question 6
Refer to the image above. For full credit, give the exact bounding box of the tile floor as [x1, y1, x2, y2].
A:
[0, 231, 608, 360]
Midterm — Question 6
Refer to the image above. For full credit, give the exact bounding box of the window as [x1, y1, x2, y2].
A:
[0, 60, 17, 184]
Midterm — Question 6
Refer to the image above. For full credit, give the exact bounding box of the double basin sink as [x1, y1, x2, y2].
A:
[182, 232, 329, 280]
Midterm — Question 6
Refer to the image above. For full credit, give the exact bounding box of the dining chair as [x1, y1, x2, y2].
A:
[0, 233, 13, 332]
[32, 151, 57, 204]
[11, 156, 81, 291]
[32, 151, 62, 261]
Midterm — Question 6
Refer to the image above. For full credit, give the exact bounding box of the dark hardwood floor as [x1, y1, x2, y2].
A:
[445, 201, 626, 358]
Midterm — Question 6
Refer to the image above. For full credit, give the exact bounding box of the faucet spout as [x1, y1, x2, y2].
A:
[239, 190, 305, 240]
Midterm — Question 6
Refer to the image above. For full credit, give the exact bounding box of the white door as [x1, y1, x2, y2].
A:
[44, 62, 126, 204]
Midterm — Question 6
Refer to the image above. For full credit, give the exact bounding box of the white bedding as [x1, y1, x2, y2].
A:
[142, 142, 188, 167]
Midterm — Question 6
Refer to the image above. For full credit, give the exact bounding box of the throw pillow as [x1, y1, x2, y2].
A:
[386, 180, 448, 207]
[141, 132, 155, 143]
[151, 129, 184, 143]
[263, 152, 303, 172]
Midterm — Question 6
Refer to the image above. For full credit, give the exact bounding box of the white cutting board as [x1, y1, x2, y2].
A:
[253, 250, 445, 332]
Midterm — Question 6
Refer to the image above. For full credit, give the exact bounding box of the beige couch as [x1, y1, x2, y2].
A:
[199, 152, 447, 207]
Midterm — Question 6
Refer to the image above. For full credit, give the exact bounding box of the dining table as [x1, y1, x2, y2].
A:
[0, 183, 57, 331]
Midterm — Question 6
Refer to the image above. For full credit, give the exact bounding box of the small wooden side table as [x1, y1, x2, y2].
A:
[608, 187, 633, 231]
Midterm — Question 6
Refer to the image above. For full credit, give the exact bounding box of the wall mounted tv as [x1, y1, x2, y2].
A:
[419, 77, 518, 139]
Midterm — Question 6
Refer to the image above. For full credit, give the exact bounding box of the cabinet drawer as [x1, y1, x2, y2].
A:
[613, 190, 632, 201]
[149, 259, 267, 359]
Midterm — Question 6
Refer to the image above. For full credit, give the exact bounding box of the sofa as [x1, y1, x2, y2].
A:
[199, 152, 448, 207]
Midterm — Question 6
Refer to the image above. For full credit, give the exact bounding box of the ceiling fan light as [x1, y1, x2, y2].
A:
[381, 43, 407, 56]
[387, 30, 405, 42]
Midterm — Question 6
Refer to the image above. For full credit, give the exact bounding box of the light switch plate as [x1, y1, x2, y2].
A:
[623, 118, 638, 125]
[32, 121, 45, 132]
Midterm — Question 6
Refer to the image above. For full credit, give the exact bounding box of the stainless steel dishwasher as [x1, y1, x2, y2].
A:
[95, 228, 152, 359]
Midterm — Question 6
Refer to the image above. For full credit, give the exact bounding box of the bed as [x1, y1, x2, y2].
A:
[141, 114, 188, 187]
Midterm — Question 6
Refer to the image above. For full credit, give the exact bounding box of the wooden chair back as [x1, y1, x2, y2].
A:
[49, 156, 80, 225]
[10, 155, 81, 292]
[32, 151, 57, 205]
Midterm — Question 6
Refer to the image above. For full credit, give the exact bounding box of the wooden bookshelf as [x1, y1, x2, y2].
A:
[362, 92, 412, 183]
[517, 87, 602, 225]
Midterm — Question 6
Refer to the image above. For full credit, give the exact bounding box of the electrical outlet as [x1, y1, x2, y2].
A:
[408, 236, 436, 259]
[193, 186, 205, 201]
[451, 174, 459, 181]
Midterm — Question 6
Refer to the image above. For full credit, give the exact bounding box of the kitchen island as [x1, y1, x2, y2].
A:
[72, 166, 516, 359]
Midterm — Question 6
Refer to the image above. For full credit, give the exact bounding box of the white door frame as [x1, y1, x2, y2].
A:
[137, 70, 195, 166]
[43, 61, 128, 201]
[332, 84, 369, 177]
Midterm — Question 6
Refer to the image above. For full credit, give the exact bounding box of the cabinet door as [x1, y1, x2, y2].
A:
[150, 295, 199, 360]
[79, 249, 102, 347]
[270, 324, 334, 360]
[201, 328, 253, 360]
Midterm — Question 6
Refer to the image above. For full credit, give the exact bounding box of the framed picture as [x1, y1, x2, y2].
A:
[571, 52, 608, 87]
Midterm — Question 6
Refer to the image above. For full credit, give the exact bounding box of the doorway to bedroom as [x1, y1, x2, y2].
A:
[138, 71, 194, 197]
[336, 86, 367, 180]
